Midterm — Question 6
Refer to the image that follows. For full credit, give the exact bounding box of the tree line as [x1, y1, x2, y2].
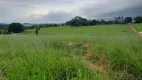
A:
[0, 23, 64, 34]
[66, 16, 142, 26]
[29, 23, 65, 29]
[0, 23, 24, 34]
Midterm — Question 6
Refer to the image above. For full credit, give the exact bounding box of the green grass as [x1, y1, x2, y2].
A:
[0, 24, 142, 80]
[25, 24, 131, 36]
[132, 23, 142, 32]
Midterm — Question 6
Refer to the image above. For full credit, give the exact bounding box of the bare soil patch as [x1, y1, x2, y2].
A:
[82, 53, 108, 74]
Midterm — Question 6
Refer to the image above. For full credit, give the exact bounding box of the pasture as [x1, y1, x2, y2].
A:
[0, 24, 142, 80]
[25, 24, 132, 36]
[132, 23, 142, 32]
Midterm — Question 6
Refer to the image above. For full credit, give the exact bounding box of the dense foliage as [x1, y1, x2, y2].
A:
[0, 24, 9, 34]
[134, 16, 142, 23]
[8, 23, 24, 33]
[124, 17, 132, 23]
[66, 16, 142, 26]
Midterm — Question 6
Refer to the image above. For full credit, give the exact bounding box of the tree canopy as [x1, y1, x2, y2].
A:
[134, 16, 142, 23]
[66, 16, 142, 26]
[124, 17, 132, 23]
[8, 23, 24, 33]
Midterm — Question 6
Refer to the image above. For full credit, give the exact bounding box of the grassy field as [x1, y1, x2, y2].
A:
[0, 24, 142, 80]
[132, 23, 142, 32]
[25, 24, 132, 36]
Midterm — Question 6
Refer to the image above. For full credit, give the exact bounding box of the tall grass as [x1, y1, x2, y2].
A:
[0, 35, 119, 80]
[0, 24, 142, 80]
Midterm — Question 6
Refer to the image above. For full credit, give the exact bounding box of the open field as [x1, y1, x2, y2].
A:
[132, 23, 142, 32]
[25, 24, 132, 36]
[0, 24, 142, 80]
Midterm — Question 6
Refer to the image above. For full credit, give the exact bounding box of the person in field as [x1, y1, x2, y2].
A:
[35, 27, 40, 36]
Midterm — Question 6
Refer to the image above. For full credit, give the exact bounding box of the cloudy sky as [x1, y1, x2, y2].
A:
[0, 0, 142, 23]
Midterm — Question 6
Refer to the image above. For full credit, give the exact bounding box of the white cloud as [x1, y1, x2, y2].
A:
[30, 11, 73, 23]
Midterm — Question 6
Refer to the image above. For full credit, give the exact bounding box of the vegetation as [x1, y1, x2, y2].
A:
[66, 16, 89, 26]
[66, 16, 142, 26]
[0, 24, 142, 80]
[0, 14, 142, 80]
[0, 24, 8, 34]
[132, 23, 142, 32]
[134, 16, 142, 23]
[25, 24, 130, 36]
[1, 16, 142, 34]
[8, 23, 24, 33]
[124, 17, 132, 23]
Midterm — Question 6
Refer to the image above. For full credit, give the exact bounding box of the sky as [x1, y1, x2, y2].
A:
[0, 0, 142, 23]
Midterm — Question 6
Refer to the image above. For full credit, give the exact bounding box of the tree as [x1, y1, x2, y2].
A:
[66, 16, 89, 26]
[134, 16, 142, 23]
[8, 23, 24, 33]
[124, 17, 132, 23]
[99, 19, 106, 24]
[114, 16, 125, 24]
[89, 19, 97, 25]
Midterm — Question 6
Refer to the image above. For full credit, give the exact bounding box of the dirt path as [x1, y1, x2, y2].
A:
[129, 24, 142, 37]
[82, 53, 108, 74]
[139, 32, 142, 37]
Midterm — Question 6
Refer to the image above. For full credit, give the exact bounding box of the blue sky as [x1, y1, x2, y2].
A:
[0, 0, 142, 23]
